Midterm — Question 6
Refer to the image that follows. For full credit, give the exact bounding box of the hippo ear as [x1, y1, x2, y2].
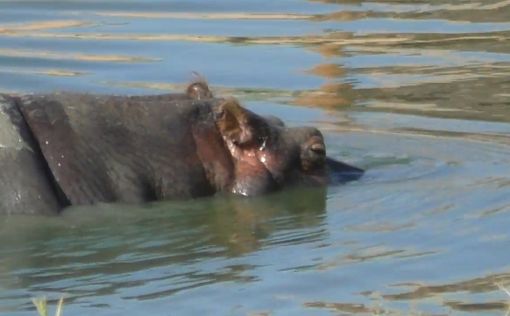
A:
[215, 98, 258, 145]
[186, 72, 213, 100]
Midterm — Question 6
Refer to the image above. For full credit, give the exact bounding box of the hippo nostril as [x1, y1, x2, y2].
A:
[301, 141, 327, 172]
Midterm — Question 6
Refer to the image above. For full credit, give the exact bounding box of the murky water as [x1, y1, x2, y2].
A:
[1, 0, 510, 315]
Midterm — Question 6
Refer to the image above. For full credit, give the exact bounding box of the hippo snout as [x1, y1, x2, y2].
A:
[211, 99, 363, 195]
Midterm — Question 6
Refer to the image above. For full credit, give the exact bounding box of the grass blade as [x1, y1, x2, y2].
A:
[496, 283, 510, 297]
[31, 297, 48, 316]
[55, 297, 64, 316]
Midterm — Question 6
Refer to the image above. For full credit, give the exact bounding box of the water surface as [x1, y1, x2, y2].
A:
[1, 0, 510, 315]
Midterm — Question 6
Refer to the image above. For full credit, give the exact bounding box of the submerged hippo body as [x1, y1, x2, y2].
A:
[0, 82, 362, 215]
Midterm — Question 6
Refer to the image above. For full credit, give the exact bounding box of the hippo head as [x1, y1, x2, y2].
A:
[213, 98, 363, 196]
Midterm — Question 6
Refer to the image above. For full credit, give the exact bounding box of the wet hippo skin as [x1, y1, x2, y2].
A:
[0, 95, 62, 215]
[0, 82, 363, 215]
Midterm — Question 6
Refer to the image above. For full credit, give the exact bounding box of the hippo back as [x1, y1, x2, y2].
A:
[17, 93, 223, 206]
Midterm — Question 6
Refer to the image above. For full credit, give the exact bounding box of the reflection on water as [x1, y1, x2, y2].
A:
[1, 0, 510, 315]
[0, 188, 328, 313]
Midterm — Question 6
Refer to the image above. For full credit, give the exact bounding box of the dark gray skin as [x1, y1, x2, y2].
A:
[0, 95, 61, 215]
[0, 82, 362, 215]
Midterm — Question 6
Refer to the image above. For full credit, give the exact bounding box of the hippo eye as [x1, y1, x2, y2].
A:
[310, 143, 326, 156]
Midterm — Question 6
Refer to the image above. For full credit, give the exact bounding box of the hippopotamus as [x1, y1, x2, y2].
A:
[0, 81, 363, 215]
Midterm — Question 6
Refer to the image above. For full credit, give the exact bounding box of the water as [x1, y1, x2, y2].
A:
[1, 0, 510, 315]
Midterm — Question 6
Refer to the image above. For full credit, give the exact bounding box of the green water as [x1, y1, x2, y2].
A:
[1, 0, 510, 315]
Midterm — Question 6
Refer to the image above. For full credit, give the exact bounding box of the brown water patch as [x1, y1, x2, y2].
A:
[0, 20, 90, 34]
[445, 301, 508, 312]
[356, 70, 508, 89]
[0, 67, 85, 77]
[383, 272, 510, 301]
[393, 31, 510, 54]
[312, 11, 369, 21]
[312, 31, 510, 56]
[313, 0, 510, 11]
[316, 245, 419, 270]
[344, 221, 415, 233]
[363, 102, 459, 112]
[41, 69, 84, 77]
[374, 128, 510, 146]
[93, 11, 309, 20]
[313, 1, 510, 23]
[306, 63, 346, 78]
[304, 301, 376, 313]
[0, 31, 412, 46]
[0, 48, 158, 63]
[296, 40, 510, 121]
[355, 76, 510, 122]
[469, 177, 510, 189]
[312, 43, 344, 57]
[294, 82, 355, 108]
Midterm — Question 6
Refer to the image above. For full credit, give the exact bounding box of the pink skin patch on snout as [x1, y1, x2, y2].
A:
[224, 137, 278, 196]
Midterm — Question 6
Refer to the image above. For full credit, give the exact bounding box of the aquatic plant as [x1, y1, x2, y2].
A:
[32, 297, 64, 316]
[496, 283, 510, 316]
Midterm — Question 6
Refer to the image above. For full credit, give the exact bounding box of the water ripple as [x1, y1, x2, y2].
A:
[1, 1, 510, 315]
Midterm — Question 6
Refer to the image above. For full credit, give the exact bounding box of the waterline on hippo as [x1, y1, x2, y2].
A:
[0, 81, 363, 215]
